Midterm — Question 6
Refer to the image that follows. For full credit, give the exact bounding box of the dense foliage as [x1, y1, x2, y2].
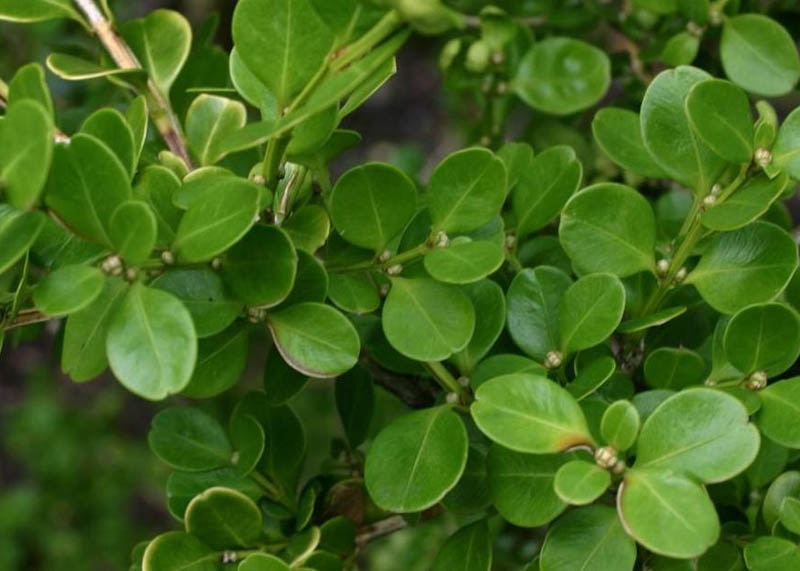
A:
[4, 0, 800, 569]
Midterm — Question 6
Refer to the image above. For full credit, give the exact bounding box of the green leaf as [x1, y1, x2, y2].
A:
[553, 461, 610, 505]
[428, 148, 507, 234]
[263, 348, 309, 405]
[172, 178, 260, 263]
[281, 250, 328, 307]
[780, 496, 800, 535]
[166, 469, 260, 521]
[222, 225, 298, 307]
[641, 66, 727, 193]
[185, 487, 263, 550]
[328, 273, 380, 314]
[567, 356, 617, 401]
[365, 406, 468, 513]
[81, 108, 137, 178]
[724, 303, 800, 376]
[540, 506, 636, 571]
[744, 537, 800, 571]
[443, 446, 491, 514]
[232, 0, 333, 106]
[0, 99, 53, 208]
[33, 265, 105, 317]
[513, 145, 582, 238]
[451, 279, 506, 373]
[472, 374, 593, 453]
[686, 222, 798, 314]
[423, 240, 504, 284]
[617, 306, 687, 335]
[61, 277, 127, 381]
[618, 468, 720, 559]
[559, 183, 656, 277]
[121, 9, 192, 96]
[186, 95, 247, 166]
[134, 166, 182, 246]
[472, 354, 547, 388]
[702, 174, 788, 232]
[720, 15, 800, 97]
[109, 201, 157, 264]
[267, 302, 360, 378]
[142, 532, 219, 571]
[560, 273, 626, 354]
[0, 0, 79, 22]
[239, 554, 291, 571]
[506, 266, 572, 362]
[0, 209, 46, 276]
[148, 407, 232, 471]
[772, 108, 800, 180]
[382, 278, 475, 361]
[486, 446, 566, 527]
[757, 378, 800, 448]
[497, 142, 534, 192]
[432, 519, 492, 571]
[283, 205, 330, 253]
[635, 388, 760, 483]
[644, 347, 706, 390]
[330, 163, 417, 251]
[335, 366, 374, 448]
[106, 284, 197, 400]
[152, 269, 241, 338]
[126, 96, 148, 167]
[661, 31, 700, 67]
[182, 326, 249, 399]
[600, 400, 640, 451]
[8, 63, 53, 117]
[45, 133, 132, 247]
[763, 471, 800, 529]
[513, 37, 610, 116]
[685, 79, 754, 164]
[591, 108, 666, 178]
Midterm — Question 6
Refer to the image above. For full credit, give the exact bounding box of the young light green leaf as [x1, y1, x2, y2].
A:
[33, 265, 105, 317]
[600, 400, 640, 451]
[661, 31, 699, 67]
[121, 9, 192, 96]
[7, 63, 53, 117]
[618, 468, 720, 558]
[106, 284, 197, 400]
[641, 66, 727, 193]
[553, 461, 611, 506]
[513, 37, 610, 116]
[428, 148, 507, 234]
[232, 0, 333, 106]
[592, 108, 666, 178]
[283, 204, 330, 253]
[423, 240, 504, 284]
[267, 302, 360, 378]
[724, 303, 800, 376]
[506, 266, 572, 362]
[0, 99, 53, 209]
[239, 554, 291, 571]
[125, 96, 148, 167]
[744, 537, 800, 571]
[513, 145, 582, 238]
[685, 79, 754, 164]
[186, 95, 247, 166]
[222, 225, 298, 307]
[432, 519, 492, 571]
[364, 406, 468, 513]
[472, 374, 593, 453]
[46, 53, 148, 83]
[540, 506, 636, 571]
[141, 532, 218, 571]
[686, 222, 798, 314]
[559, 273, 626, 354]
[643, 347, 706, 390]
[109, 201, 157, 264]
[720, 15, 800, 97]
[635, 388, 760, 483]
[148, 407, 232, 471]
[330, 163, 417, 251]
[81, 108, 137, 178]
[559, 183, 656, 277]
[185, 487, 263, 550]
[382, 278, 475, 361]
[779, 497, 800, 535]
[757, 378, 800, 448]
[702, 174, 788, 232]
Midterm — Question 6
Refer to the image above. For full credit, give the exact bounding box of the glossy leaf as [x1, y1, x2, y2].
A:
[186, 95, 247, 166]
[364, 406, 468, 512]
[33, 265, 105, 317]
[600, 400, 640, 451]
[686, 222, 798, 314]
[643, 347, 706, 390]
[81, 108, 137, 178]
[263, 348, 309, 405]
[330, 163, 417, 251]
[7, 63, 53, 117]
[724, 303, 800, 376]
[472, 374, 593, 453]
[592, 108, 665, 178]
[635, 388, 760, 483]
[559, 273, 626, 354]
[757, 378, 800, 448]
[106, 284, 197, 400]
[553, 461, 610, 506]
[109, 201, 157, 264]
[0, 0, 79, 23]
[142, 532, 218, 571]
[744, 537, 800, 571]
[0, 99, 53, 208]
[267, 302, 360, 378]
[428, 148, 507, 234]
[567, 356, 616, 401]
[772, 108, 800, 180]
[0, 209, 46, 275]
[283, 205, 330, 253]
[148, 407, 232, 471]
[382, 278, 475, 361]
[513, 145, 582, 238]
[432, 519, 492, 571]
[452, 279, 506, 373]
[185, 487, 262, 549]
[327, 273, 380, 314]
[702, 174, 788, 231]
[239, 554, 291, 571]
[720, 15, 800, 97]
[182, 326, 249, 399]
[423, 240, 504, 284]
[559, 183, 656, 277]
[513, 37, 610, 115]
[685, 79, 754, 164]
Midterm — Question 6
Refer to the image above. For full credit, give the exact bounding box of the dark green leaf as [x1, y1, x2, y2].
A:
[185, 487, 262, 549]
[182, 326, 249, 398]
[724, 303, 800, 376]
[148, 407, 232, 471]
[186, 95, 247, 166]
[643, 347, 706, 390]
[432, 519, 492, 571]
[142, 532, 219, 571]
[335, 366, 374, 448]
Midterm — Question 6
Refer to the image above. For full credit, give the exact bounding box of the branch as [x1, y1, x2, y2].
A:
[72, 0, 194, 169]
[356, 516, 408, 548]
[360, 354, 439, 409]
[2, 309, 53, 332]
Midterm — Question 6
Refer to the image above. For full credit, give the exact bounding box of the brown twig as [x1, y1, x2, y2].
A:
[360, 354, 439, 409]
[3, 309, 53, 332]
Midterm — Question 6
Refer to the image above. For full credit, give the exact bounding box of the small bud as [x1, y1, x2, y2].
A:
[457, 376, 470, 388]
[433, 231, 450, 249]
[594, 446, 620, 470]
[686, 21, 704, 37]
[246, 307, 266, 324]
[124, 267, 139, 282]
[496, 82, 508, 95]
[479, 135, 491, 147]
[445, 392, 460, 405]
[491, 51, 505, 66]
[703, 194, 716, 207]
[755, 148, 773, 168]
[704, 378, 717, 387]
[385, 264, 404, 276]
[378, 249, 392, 263]
[101, 255, 124, 277]
[504, 234, 517, 250]
[544, 351, 563, 369]
[221, 552, 237, 564]
[656, 258, 670, 278]
[673, 267, 688, 284]
[211, 257, 223, 271]
[745, 370, 768, 391]
[252, 174, 266, 185]
[161, 250, 176, 266]
[709, 8, 723, 26]
[379, 283, 391, 298]
[230, 451, 240, 465]
[465, 40, 491, 73]
[710, 183, 721, 196]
